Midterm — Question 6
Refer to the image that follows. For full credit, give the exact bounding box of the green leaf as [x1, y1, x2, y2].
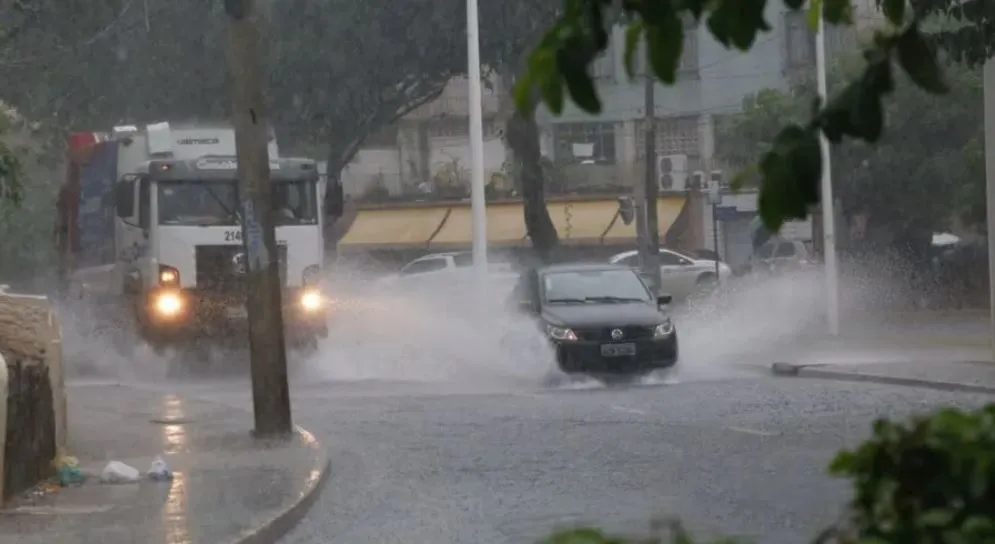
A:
[880, 0, 905, 25]
[921, 509, 955, 527]
[558, 53, 602, 113]
[896, 25, 948, 94]
[532, 49, 565, 114]
[823, 0, 853, 26]
[622, 20, 644, 79]
[645, 14, 683, 84]
[807, 0, 822, 32]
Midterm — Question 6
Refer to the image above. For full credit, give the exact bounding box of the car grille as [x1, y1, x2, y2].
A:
[195, 244, 288, 292]
[574, 326, 655, 342]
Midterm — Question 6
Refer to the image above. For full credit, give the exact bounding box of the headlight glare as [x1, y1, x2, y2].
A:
[154, 291, 183, 317]
[159, 265, 180, 285]
[653, 319, 675, 337]
[300, 289, 323, 312]
[546, 325, 578, 341]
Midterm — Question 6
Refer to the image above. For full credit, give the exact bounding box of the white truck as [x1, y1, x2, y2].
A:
[57, 121, 328, 356]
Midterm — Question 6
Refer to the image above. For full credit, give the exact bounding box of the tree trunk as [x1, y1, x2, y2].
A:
[506, 101, 558, 263]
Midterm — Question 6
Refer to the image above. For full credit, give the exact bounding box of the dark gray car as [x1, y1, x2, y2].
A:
[510, 263, 679, 376]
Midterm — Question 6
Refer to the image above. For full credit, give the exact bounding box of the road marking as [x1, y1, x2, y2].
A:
[609, 405, 647, 416]
[726, 426, 779, 436]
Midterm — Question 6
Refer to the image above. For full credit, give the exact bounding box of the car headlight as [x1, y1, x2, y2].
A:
[159, 265, 180, 286]
[300, 289, 323, 312]
[653, 319, 675, 338]
[302, 265, 322, 287]
[546, 324, 578, 341]
[154, 291, 183, 317]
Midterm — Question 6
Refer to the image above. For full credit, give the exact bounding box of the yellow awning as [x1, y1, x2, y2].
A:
[430, 203, 527, 246]
[601, 197, 685, 242]
[339, 207, 448, 247]
[547, 200, 617, 243]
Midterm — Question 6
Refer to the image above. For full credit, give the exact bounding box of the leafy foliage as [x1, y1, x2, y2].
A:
[828, 404, 995, 542]
[515, 0, 951, 234]
[918, 0, 994, 67]
[715, 57, 984, 236]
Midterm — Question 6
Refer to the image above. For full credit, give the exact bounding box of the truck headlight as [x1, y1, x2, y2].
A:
[302, 265, 322, 287]
[154, 291, 183, 317]
[300, 289, 323, 312]
[653, 319, 675, 338]
[159, 265, 180, 286]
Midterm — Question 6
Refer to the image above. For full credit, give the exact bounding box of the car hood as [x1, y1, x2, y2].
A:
[541, 302, 667, 328]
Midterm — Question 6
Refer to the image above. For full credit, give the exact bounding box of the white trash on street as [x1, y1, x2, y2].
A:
[100, 460, 141, 483]
[147, 455, 173, 481]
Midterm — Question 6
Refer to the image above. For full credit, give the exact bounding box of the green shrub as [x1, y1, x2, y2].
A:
[539, 404, 995, 544]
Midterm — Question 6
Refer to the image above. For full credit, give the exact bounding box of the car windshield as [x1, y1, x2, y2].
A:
[157, 180, 318, 226]
[542, 269, 651, 304]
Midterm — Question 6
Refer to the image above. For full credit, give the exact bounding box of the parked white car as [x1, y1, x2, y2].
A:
[607, 248, 733, 300]
[379, 251, 520, 294]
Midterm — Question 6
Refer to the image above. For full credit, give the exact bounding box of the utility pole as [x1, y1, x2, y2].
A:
[642, 43, 662, 294]
[224, 0, 293, 437]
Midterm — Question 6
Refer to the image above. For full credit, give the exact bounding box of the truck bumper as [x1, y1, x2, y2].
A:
[138, 287, 328, 348]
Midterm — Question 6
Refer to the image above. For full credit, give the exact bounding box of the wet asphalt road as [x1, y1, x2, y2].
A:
[128, 369, 993, 544]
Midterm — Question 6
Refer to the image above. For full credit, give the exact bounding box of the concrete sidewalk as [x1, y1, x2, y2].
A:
[0, 383, 329, 544]
[771, 359, 995, 394]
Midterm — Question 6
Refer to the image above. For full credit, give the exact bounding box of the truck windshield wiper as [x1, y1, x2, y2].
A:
[546, 298, 587, 304]
[203, 185, 240, 223]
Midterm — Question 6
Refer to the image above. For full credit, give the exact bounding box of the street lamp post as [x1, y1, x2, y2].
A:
[816, 15, 840, 336]
[466, 0, 487, 277]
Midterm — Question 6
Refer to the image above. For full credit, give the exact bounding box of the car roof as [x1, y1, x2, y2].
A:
[609, 248, 693, 260]
[535, 262, 637, 274]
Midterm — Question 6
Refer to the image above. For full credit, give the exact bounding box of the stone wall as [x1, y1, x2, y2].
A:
[0, 287, 66, 503]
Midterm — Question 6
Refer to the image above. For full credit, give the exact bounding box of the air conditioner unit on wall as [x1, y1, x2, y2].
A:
[657, 154, 688, 192]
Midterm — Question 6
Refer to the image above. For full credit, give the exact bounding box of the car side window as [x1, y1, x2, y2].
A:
[658, 251, 687, 266]
[400, 258, 448, 275]
[774, 242, 797, 257]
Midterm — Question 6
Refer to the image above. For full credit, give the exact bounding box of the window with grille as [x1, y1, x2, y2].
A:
[552, 122, 617, 164]
[635, 117, 699, 159]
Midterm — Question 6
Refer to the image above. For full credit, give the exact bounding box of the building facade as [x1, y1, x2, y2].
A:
[337, 1, 881, 203]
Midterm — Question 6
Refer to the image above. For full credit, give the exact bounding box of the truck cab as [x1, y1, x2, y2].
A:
[112, 156, 328, 350]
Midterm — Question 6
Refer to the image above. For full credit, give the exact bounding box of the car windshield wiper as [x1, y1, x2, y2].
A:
[584, 296, 647, 303]
[546, 298, 587, 304]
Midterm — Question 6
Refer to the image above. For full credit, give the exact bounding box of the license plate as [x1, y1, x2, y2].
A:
[601, 343, 636, 357]
[226, 306, 248, 319]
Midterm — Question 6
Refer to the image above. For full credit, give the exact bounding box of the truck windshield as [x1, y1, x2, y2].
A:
[157, 180, 318, 226]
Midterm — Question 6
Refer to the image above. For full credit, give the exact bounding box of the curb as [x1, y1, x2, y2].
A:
[770, 362, 995, 395]
[224, 425, 331, 544]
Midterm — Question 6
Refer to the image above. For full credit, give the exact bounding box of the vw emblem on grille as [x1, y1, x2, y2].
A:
[232, 252, 247, 275]
[610, 328, 624, 340]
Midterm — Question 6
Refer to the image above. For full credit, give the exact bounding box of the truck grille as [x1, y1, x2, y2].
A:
[194, 244, 288, 292]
